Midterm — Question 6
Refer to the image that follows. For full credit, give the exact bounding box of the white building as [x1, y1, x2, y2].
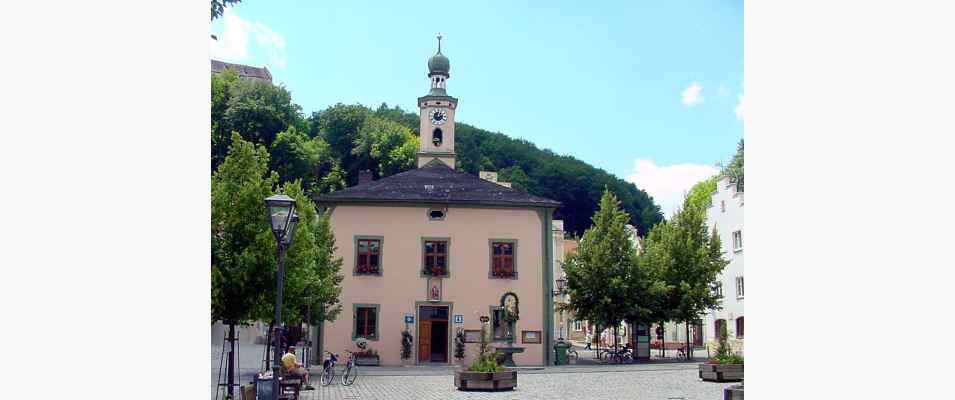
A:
[703, 175, 744, 353]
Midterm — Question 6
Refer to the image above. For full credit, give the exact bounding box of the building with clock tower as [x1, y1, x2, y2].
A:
[417, 34, 457, 169]
[314, 35, 560, 367]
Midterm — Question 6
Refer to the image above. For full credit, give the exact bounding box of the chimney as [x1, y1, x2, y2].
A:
[358, 170, 374, 185]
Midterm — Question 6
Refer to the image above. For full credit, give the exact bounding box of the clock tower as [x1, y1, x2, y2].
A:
[417, 33, 458, 169]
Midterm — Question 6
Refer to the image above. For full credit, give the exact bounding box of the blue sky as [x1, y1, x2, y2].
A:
[211, 0, 743, 217]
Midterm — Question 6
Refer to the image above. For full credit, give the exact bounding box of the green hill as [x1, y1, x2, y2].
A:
[211, 70, 662, 236]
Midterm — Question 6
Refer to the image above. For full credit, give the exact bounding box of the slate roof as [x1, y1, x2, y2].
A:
[211, 60, 272, 82]
[315, 160, 560, 208]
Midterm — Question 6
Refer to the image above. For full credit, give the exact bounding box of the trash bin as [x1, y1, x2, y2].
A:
[554, 341, 571, 365]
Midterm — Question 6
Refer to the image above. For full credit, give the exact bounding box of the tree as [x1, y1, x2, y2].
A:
[724, 139, 743, 192]
[270, 126, 336, 194]
[498, 166, 531, 192]
[352, 116, 417, 178]
[212, 73, 306, 171]
[641, 191, 729, 359]
[563, 188, 637, 350]
[211, 0, 242, 21]
[211, 132, 280, 399]
[684, 176, 718, 212]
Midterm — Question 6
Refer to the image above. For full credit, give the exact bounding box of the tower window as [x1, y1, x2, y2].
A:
[432, 128, 443, 146]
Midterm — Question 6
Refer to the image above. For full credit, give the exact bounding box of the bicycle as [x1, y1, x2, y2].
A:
[341, 350, 358, 386]
[320, 350, 359, 386]
[566, 347, 579, 363]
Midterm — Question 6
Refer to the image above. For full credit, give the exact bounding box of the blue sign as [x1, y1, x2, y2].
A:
[404, 314, 414, 324]
[453, 314, 464, 324]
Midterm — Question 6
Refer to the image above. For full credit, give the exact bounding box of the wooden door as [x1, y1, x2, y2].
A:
[419, 320, 431, 363]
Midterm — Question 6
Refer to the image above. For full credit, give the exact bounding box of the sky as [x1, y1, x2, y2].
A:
[210, 0, 743, 218]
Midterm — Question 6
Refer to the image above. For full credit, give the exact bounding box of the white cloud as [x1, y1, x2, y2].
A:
[210, 11, 251, 61]
[210, 10, 287, 70]
[627, 158, 719, 218]
[681, 82, 704, 106]
[252, 22, 287, 70]
[734, 93, 745, 120]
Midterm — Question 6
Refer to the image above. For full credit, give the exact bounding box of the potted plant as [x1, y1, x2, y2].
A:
[454, 328, 467, 366]
[352, 338, 380, 366]
[699, 324, 743, 382]
[454, 315, 517, 391]
[400, 329, 413, 367]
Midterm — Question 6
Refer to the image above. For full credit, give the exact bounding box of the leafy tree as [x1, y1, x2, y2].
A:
[212, 133, 343, 336]
[211, 0, 242, 21]
[314, 104, 372, 183]
[212, 133, 277, 326]
[352, 116, 417, 178]
[563, 188, 638, 350]
[684, 176, 718, 212]
[270, 126, 335, 193]
[498, 166, 531, 192]
[724, 139, 743, 192]
[642, 192, 729, 359]
[212, 73, 305, 170]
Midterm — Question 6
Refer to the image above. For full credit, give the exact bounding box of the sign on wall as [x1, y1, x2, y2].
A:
[453, 314, 463, 324]
[404, 314, 414, 324]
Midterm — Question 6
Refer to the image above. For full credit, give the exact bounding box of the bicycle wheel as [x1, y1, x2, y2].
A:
[342, 365, 358, 386]
[320, 365, 334, 386]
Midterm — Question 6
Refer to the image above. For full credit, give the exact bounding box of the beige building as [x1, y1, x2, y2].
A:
[314, 37, 560, 367]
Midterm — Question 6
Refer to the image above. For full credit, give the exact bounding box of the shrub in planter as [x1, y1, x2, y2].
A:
[700, 324, 743, 382]
[400, 330, 413, 362]
[455, 315, 515, 391]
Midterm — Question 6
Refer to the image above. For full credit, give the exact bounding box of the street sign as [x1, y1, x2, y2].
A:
[404, 314, 414, 324]
[453, 314, 463, 324]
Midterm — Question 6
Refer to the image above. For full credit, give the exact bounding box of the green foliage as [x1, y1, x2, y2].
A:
[712, 324, 743, 364]
[400, 330, 413, 360]
[211, 0, 242, 21]
[352, 116, 418, 178]
[467, 354, 504, 373]
[684, 176, 718, 212]
[211, 71, 305, 171]
[641, 184, 729, 332]
[270, 126, 336, 193]
[724, 139, 743, 192]
[211, 133, 277, 324]
[564, 188, 638, 330]
[369, 107, 663, 236]
[211, 134, 343, 327]
[454, 329, 466, 360]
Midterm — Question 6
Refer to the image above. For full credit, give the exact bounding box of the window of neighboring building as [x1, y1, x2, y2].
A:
[721, 200, 726, 212]
[736, 276, 744, 298]
[574, 320, 583, 332]
[354, 237, 382, 276]
[732, 230, 743, 252]
[490, 240, 517, 279]
[715, 319, 727, 340]
[491, 306, 514, 341]
[353, 304, 379, 340]
[736, 317, 744, 339]
[422, 239, 449, 277]
[714, 282, 723, 297]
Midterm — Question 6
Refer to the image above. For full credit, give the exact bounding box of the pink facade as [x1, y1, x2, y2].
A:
[321, 205, 550, 366]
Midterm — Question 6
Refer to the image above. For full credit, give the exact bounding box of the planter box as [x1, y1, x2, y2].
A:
[699, 363, 743, 382]
[355, 356, 380, 366]
[723, 384, 744, 400]
[454, 370, 517, 391]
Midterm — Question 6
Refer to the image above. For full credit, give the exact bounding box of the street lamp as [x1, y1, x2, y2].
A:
[553, 276, 567, 296]
[265, 194, 297, 400]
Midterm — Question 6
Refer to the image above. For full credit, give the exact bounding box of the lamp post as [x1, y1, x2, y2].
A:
[265, 194, 298, 400]
[553, 276, 567, 339]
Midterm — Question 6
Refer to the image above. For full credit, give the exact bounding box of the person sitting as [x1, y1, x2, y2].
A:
[281, 346, 313, 390]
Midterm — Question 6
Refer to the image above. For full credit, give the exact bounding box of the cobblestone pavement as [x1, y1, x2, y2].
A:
[213, 342, 735, 399]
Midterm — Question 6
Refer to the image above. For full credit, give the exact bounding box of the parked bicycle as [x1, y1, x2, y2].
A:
[566, 347, 579, 363]
[605, 347, 632, 364]
[321, 350, 360, 386]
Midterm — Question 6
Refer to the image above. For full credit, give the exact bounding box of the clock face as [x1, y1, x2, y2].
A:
[430, 108, 448, 125]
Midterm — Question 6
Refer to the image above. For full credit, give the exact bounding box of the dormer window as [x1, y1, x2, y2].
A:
[428, 208, 446, 220]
